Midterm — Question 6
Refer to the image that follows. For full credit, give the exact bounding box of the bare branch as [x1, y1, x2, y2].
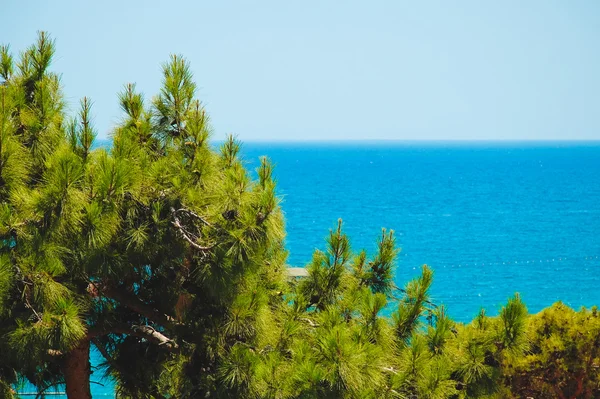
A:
[24, 295, 43, 322]
[47, 349, 63, 356]
[88, 323, 178, 350]
[170, 207, 215, 251]
[299, 317, 318, 328]
[173, 207, 212, 227]
[132, 325, 177, 348]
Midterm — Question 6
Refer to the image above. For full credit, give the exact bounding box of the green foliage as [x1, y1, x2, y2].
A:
[1, 33, 598, 399]
[0, 32, 288, 398]
[503, 302, 600, 398]
[393, 264, 434, 342]
[427, 306, 453, 355]
[497, 293, 528, 355]
[0, 254, 12, 314]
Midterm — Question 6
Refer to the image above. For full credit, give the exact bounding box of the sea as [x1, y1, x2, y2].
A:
[17, 141, 600, 397]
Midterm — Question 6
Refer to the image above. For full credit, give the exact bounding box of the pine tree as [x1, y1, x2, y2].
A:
[0, 34, 453, 398]
[4, 32, 588, 399]
[0, 32, 288, 398]
[503, 302, 600, 398]
[0, 31, 78, 398]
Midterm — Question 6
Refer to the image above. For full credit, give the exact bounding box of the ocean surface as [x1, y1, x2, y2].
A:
[242, 141, 600, 321]
[18, 141, 600, 397]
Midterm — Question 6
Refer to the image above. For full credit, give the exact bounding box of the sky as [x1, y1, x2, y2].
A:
[2, 0, 600, 141]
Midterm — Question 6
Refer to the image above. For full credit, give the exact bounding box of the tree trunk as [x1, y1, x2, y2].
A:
[63, 340, 92, 399]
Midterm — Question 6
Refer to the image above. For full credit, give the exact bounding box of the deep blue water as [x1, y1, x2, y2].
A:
[18, 141, 600, 397]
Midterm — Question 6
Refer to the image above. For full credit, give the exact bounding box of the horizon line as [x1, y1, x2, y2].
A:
[94, 137, 600, 143]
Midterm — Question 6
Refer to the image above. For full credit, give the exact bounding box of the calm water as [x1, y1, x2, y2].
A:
[241, 141, 600, 321]
[21, 141, 600, 397]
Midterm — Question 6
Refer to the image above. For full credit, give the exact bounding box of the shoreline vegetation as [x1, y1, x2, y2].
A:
[1, 32, 599, 399]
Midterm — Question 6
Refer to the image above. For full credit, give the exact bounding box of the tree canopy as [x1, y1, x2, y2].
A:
[0, 32, 598, 399]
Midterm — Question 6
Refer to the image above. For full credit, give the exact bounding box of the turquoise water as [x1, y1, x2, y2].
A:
[19, 141, 600, 397]
[241, 141, 600, 321]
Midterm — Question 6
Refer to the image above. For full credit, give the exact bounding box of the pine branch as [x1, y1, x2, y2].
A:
[35, 381, 66, 399]
[87, 323, 178, 350]
[91, 337, 124, 377]
[170, 207, 214, 251]
[131, 325, 177, 348]
[173, 207, 212, 227]
[89, 281, 180, 329]
[23, 293, 42, 322]
[391, 282, 438, 308]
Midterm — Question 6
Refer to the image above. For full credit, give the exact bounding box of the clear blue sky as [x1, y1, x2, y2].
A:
[2, 0, 600, 141]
